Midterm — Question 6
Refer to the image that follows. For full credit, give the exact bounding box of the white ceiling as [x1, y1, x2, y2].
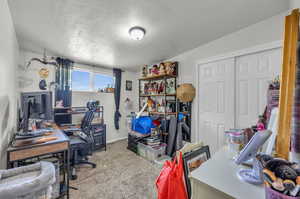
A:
[8, 0, 288, 70]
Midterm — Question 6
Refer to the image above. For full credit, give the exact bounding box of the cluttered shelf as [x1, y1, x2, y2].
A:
[140, 94, 176, 97]
[128, 60, 195, 163]
[144, 111, 177, 115]
[139, 74, 177, 81]
[144, 111, 189, 115]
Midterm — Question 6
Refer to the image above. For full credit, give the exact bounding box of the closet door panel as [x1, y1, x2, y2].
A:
[198, 58, 235, 155]
[235, 48, 282, 128]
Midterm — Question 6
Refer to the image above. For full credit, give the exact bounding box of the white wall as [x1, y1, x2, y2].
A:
[0, 0, 19, 169]
[18, 49, 138, 143]
[166, 11, 288, 142]
[290, 0, 300, 9]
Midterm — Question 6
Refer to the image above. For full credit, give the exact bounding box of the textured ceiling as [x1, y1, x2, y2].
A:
[8, 0, 288, 70]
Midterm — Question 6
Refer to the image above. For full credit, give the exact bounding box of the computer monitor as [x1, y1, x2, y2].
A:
[20, 91, 53, 131]
[235, 130, 272, 185]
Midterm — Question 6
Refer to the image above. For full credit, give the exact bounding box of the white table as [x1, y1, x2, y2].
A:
[190, 147, 265, 199]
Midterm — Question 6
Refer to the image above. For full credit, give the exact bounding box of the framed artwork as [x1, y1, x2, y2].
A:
[183, 145, 210, 199]
[126, 80, 132, 91]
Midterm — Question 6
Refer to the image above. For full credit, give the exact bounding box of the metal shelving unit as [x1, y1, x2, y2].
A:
[138, 63, 178, 142]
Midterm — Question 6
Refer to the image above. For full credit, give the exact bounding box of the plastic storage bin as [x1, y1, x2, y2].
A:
[146, 143, 167, 162]
[137, 142, 148, 158]
[137, 142, 167, 162]
[265, 187, 300, 199]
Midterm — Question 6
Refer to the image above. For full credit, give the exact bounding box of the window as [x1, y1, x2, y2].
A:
[94, 73, 115, 91]
[71, 68, 115, 92]
[72, 70, 91, 91]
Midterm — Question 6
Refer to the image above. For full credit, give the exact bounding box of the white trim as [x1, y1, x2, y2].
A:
[107, 136, 127, 144]
[196, 40, 282, 66]
[195, 63, 200, 143]
[195, 40, 283, 138]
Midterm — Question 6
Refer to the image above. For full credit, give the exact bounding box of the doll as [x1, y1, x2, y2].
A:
[148, 68, 152, 77]
[168, 80, 176, 94]
[156, 103, 161, 112]
[169, 62, 176, 75]
[152, 82, 158, 94]
[257, 115, 266, 131]
[147, 97, 155, 112]
[144, 83, 149, 95]
[164, 62, 173, 75]
[165, 64, 171, 75]
[158, 81, 164, 94]
[165, 81, 170, 94]
[142, 65, 148, 77]
[151, 65, 159, 76]
[148, 82, 154, 94]
[159, 63, 166, 75]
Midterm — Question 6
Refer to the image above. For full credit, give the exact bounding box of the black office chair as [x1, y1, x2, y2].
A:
[63, 101, 98, 179]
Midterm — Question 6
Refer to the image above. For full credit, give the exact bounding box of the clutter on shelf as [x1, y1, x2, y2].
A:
[138, 62, 178, 144]
[129, 61, 194, 161]
[141, 61, 177, 78]
[98, 84, 115, 93]
[140, 78, 176, 95]
[139, 97, 176, 113]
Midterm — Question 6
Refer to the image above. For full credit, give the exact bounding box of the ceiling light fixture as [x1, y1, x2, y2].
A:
[129, 26, 146, 41]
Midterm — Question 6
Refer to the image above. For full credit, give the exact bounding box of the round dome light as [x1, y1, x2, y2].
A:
[129, 26, 146, 40]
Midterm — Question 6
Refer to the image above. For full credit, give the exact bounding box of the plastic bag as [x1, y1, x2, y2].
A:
[156, 152, 188, 199]
[132, 116, 155, 134]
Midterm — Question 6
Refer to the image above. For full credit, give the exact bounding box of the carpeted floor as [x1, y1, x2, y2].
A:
[70, 140, 161, 199]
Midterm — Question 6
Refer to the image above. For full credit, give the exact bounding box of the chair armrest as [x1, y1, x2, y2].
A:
[64, 128, 81, 133]
[59, 123, 77, 127]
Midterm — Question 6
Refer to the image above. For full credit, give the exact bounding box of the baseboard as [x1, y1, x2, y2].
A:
[107, 136, 127, 144]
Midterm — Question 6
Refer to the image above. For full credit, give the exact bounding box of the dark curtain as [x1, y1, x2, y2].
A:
[55, 57, 73, 107]
[113, 68, 122, 129]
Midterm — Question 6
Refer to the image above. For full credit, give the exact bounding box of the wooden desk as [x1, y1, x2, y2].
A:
[190, 147, 264, 199]
[7, 126, 70, 199]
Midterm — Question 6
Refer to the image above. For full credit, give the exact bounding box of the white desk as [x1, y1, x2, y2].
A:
[190, 147, 264, 199]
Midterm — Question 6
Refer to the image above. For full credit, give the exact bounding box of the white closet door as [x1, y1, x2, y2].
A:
[235, 48, 281, 128]
[198, 58, 235, 154]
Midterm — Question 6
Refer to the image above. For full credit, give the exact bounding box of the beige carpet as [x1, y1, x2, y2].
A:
[70, 140, 161, 199]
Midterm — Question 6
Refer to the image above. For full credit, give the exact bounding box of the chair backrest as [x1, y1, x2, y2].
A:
[81, 110, 95, 131]
[81, 101, 98, 131]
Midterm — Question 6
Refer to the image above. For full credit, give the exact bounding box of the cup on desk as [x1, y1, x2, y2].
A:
[225, 129, 246, 160]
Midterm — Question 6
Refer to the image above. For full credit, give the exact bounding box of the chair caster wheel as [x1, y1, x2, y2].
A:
[71, 175, 77, 180]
